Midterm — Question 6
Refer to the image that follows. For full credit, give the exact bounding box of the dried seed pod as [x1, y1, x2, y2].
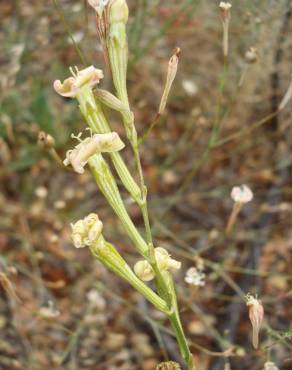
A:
[246, 294, 264, 349]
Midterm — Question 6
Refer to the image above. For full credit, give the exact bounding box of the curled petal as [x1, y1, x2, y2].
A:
[54, 78, 76, 98]
[71, 213, 103, 248]
[54, 66, 104, 98]
[64, 132, 125, 174]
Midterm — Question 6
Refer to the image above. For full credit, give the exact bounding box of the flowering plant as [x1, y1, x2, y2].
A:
[53, 1, 194, 368]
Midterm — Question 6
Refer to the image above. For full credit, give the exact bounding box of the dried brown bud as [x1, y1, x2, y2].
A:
[156, 362, 181, 370]
[38, 131, 55, 149]
[246, 294, 264, 349]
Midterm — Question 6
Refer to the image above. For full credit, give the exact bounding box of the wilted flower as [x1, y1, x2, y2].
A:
[71, 213, 103, 248]
[219, 2, 232, 12]
[134, 247, 181, 281]
[185, 267, 206, 287]
[159, 47, 180, 115]
[38, 131, 55, 149]
[54, 66, 104, 98]
[231, 184, 253, 204]
[246, 293, 264, 349]
[245, 47, 258, 64]
[64, 132, 125, 174]
[88, 0, 110, 17]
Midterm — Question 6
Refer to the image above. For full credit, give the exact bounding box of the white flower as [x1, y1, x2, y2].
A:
[71, 213, 103, 248]
[219, 2, 232, 11]
[134, 247, 181, 282]
[185, 267, 206, 286]
[182, 80, 198, 96]
[87, 289, 106, 310]
[54, 66, 104, 98]
[231, 184, 253, 204]
[264, 362, 279, 370]
[63, 132, 125, 174]
[245, 47, 258, 64]
[38, 301, 60, 319]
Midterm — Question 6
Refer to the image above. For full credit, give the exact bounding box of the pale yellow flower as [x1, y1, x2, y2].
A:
[54, 66, 104, 98]
[134, 247, 181, 282]
[64, 132, 125, 174]
[71, 213, 103, 248]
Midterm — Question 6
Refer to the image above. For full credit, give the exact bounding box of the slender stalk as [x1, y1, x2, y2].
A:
[89, 154, 148, 258]
[76, 87, 142, 203]
[106, 5, 194, 367]
[89, 239, 169, 313]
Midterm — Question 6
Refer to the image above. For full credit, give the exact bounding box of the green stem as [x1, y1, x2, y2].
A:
[76, 87, 142, 203]
[107, 19, 194, 369]
[90, 240, 169, 314]
[89, 154, 148, 258]
[169, 312, 195, 370]
[167, 275, 195, 370]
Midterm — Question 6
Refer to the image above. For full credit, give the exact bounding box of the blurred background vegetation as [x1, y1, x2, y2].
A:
[0, 1, 291, 369]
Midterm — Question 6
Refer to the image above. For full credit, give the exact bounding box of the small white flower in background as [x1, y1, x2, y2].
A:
[35, 186, 48, 199]
[264, 362, 279, 370]
[245, 47, 258, 64]
[185, 267, 206, 287]
[134, 247, 181, 282]
[182, 80, 198, 96]
[231, 184, 253, 204]
[71, 213, 103, 248]
[63, 131, 125, 174]
[219, 2, 232, 11]
[53, 66, 104, 98]
[87, 289, 106, 310]
[38, 301, 60, 319]
[246, 293, 264, 349]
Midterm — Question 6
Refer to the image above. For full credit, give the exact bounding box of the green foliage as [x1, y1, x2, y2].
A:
[31, 84, 54, 135]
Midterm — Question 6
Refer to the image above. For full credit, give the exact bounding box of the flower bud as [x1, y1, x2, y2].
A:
[38, 131, 55, 149]
[134, 260, 154, 282]
[134, 248, 181, 281]
[109, 0, 129, 24]
[246, 294, 264, 349]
